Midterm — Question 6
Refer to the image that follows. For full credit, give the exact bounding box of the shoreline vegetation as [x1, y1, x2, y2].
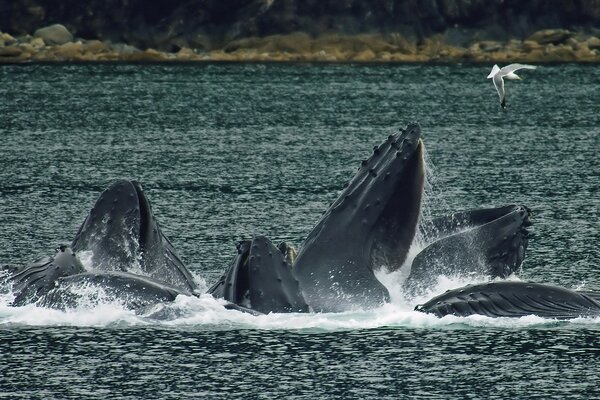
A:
[2, 24, 600, 64]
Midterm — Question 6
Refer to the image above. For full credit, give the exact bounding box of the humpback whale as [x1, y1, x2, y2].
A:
[1, 180, 199, 310]
[208, 123, 531, 313]
[2, 246, 85, 306]
[41, 271, 190, 310]
[71, 180, 197, 292]
[1, 121, 594, 320]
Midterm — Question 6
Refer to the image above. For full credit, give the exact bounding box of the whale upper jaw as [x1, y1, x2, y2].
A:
[293, 122, 425, 312]
[71, 180, 197, 291]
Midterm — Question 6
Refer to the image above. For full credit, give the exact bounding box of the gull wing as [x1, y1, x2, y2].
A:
[493, 74, 505, 103]
[499, 63, 537, 76]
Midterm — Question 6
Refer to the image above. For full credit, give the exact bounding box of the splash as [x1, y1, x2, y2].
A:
[0, 152, 596, 330]
[1, 272, 598, 330]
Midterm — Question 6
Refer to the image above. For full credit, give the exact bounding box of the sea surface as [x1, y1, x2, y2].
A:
[0, 63, 599, 399]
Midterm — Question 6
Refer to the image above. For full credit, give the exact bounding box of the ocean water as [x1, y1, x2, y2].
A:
[0, 63, 599, 399]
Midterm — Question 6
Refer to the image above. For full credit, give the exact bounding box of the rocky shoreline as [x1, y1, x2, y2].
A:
[2, 24, 600, 63]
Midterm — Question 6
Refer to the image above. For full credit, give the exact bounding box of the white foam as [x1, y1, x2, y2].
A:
[2, 275, 598, 330]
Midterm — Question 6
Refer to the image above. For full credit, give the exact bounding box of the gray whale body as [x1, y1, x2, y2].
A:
[208, 236, 308, 314]
[2, 180, 200, 312]
[292, 123, 425, 312]
[2, 246, 85, 306]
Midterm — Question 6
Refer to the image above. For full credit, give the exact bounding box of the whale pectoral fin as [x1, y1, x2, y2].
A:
[416, 281, 600, 319]
[479, 206, 530, 277]
[404, 233, 473, 297]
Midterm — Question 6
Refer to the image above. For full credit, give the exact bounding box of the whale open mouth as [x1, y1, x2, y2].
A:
[71, 180, 196, 291]
[292, 122, 426, 311]
[369, 137, 424, 271]
[71, 180, 153, 273]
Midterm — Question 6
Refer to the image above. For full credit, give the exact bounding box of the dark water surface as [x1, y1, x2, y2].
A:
[1, 63, 599, 398]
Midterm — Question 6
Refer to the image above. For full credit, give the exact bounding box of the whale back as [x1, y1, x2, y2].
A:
[40, 271, 189, 310]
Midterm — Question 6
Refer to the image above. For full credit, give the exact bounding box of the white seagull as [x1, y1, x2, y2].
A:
[487, 63, 537, 109]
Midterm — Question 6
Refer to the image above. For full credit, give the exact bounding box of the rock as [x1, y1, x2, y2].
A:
[566, 37, 581, 50]
[0, 46, 22, 57]
[16, 34, 34, 43]
[526, 29, 573, 45]
[522, 40, 542, 51]
[34, 24, 74, 45]
[82, 40, 108, 54]
[573, 44, 598, 61]
[0, 32, 15, 42]
[387, 32, 416, 54]
[109, 43, 141, 54]
[504, 39, 523, 52]
[352, 49, 376, 61]
[54, 42, 84, 59]
[137, 48, 167, 61]
[175, 47, 198, 60]
[586, 36, 600, 50]
[30, 37, 45, 50]
[438, 46, 467, 60]
[475, 40, 502, 52]
[262, 32, 312, 54]
[0, 32, 16, 47]
[544, 44, 577, 61]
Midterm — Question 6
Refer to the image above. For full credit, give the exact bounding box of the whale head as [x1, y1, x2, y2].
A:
[71, 180, 196, 291]
[293, 122, 425, 311]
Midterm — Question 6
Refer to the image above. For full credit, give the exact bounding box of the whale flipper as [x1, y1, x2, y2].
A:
[72, 180, 196, 292]
[293, 123, 425, 312]
[2, 246, 85, 306]
[404, 205, 531, 296]
[415, 281, 600, 319]
[209, 236, 308, 314]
